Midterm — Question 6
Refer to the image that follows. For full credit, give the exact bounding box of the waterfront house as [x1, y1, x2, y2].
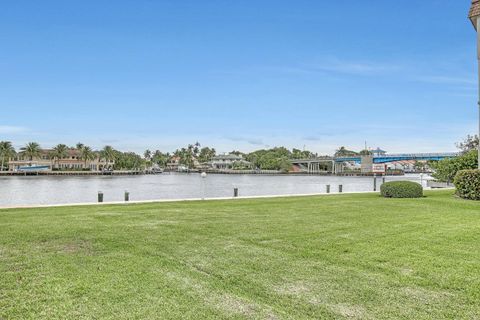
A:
[166, 156, 181, 171]
[8, 148, 113, 172]
[209, 154, 251, 170]
[166, 155, 201, 171]
[8, 150, 52, 172]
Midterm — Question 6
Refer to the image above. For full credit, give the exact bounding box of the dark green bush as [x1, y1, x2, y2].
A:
[454, 169, 480, 200]
[380, 181, 423, 198]
[431, 150, 477, 183]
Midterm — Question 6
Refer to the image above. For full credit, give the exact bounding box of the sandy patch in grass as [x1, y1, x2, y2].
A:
[35, 239, 94, 255]
[0, 246, 21, 259]
[95, 211, 124, 216]
[165, 271, 204, 292]
[223, 241, 237, 250]
[402, 287, 454, 304]
[60, 240, 93, 254]
[128, 220, 179, 229]
[212, 294, 279, 319]
[258, 239, 283, 244]
[275, 281, 369, 319]
[328, 303, 368, 319]
[275, 281, 311, 297]
[215, 294, 257, 317]
[399, 267, 414, 276]
[166, 271, 278, 319]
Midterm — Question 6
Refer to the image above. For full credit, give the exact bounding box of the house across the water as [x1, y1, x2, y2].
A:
[8, 149, 114, 172]
[209, 154, 251, 170]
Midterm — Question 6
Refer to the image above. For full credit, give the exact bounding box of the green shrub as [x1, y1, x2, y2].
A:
[454, 169, 480, 200]
[380, 181, 423, 198]
[431, 150, 477, 182]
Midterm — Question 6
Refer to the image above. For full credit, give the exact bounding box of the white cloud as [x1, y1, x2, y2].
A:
[224, 136, 264, 146]
[219, 56, 402, 78]
[307, 59, 398, 76]
[0, 125, 28, 134]
[414, 75, 476, 86]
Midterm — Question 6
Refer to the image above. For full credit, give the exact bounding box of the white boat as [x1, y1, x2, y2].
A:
[17, 165, 50, 172]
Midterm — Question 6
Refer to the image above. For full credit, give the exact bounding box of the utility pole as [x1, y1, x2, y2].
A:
[469, 0, 480, 169]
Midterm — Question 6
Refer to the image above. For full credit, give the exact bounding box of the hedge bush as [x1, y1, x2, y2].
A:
[454, 169, 480, 200]
[430, 150, 477, 183]
[380, 181, 423, 198]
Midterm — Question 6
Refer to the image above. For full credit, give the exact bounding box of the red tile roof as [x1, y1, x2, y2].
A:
[469, 0, 480, 19]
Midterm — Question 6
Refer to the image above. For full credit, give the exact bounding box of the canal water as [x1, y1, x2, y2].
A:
[0, 173, 431, 207]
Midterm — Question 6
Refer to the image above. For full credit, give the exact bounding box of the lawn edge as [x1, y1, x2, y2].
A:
[0, 188, 455, 211]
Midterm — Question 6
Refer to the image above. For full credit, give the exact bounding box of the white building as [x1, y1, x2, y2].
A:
[209, 154, 251, 170]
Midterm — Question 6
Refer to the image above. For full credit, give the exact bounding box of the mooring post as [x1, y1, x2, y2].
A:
[339, 185, 343, 193]
[124, 190, 129, 202]
[326, 185, 330, 194]
[234, 188, 239, 197]
[98, 191, 104, 203]
[201, 172, 207, 200]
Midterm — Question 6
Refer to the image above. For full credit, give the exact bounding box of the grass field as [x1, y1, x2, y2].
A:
[1, 190, 480, 319]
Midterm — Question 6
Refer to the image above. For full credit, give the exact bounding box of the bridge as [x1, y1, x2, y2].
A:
[291, 152, 459, 174]
[335, 152, 459, 164]
[291, 157, 335, 173]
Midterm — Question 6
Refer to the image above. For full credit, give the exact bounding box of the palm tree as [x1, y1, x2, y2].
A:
[144, 149, 152, 161]
[76, 142, 85, 150]
[178, 147, 192, 168]
[193, 142, 200, 156]
[359, 149, 372, 156]
[198, 147, 216, 163]
[152, 150, 169, 168]
[51, 144, 69, 169]
[0, 141, 15, 171]
[79, 145, 95, 170]
[21, 142, 41, 162]
[100, 146, 116, 170]
[334, 146, 358, 157]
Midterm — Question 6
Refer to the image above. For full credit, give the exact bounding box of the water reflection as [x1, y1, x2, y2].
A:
[0, 173, 429, 206]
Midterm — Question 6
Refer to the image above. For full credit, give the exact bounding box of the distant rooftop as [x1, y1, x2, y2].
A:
[469, 0, 480, 26]
[212, 154, 243, 160]
[372, 148, 386, 154]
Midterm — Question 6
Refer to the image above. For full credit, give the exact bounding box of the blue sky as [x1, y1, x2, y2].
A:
[0, 0, 477, 154]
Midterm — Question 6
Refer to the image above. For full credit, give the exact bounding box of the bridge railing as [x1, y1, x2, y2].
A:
[291, 157, 334, 162]
[375, 153, 459, 158]
[335, 153, 459, 161]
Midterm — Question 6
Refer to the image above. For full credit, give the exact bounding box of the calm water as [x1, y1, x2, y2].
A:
[0, 173, 430, 207]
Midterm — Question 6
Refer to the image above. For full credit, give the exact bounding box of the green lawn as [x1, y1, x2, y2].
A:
[1, 190, 480, 319]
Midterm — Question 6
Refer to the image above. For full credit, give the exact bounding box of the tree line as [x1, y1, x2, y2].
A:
[0, 140, 378, 172]
[0, 142, 137, 171]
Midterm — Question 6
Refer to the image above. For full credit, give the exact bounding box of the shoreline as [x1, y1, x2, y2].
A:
[0, 188, 454, 210]
[0, 170, 143, 176]
[0, 170, 409, 177]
